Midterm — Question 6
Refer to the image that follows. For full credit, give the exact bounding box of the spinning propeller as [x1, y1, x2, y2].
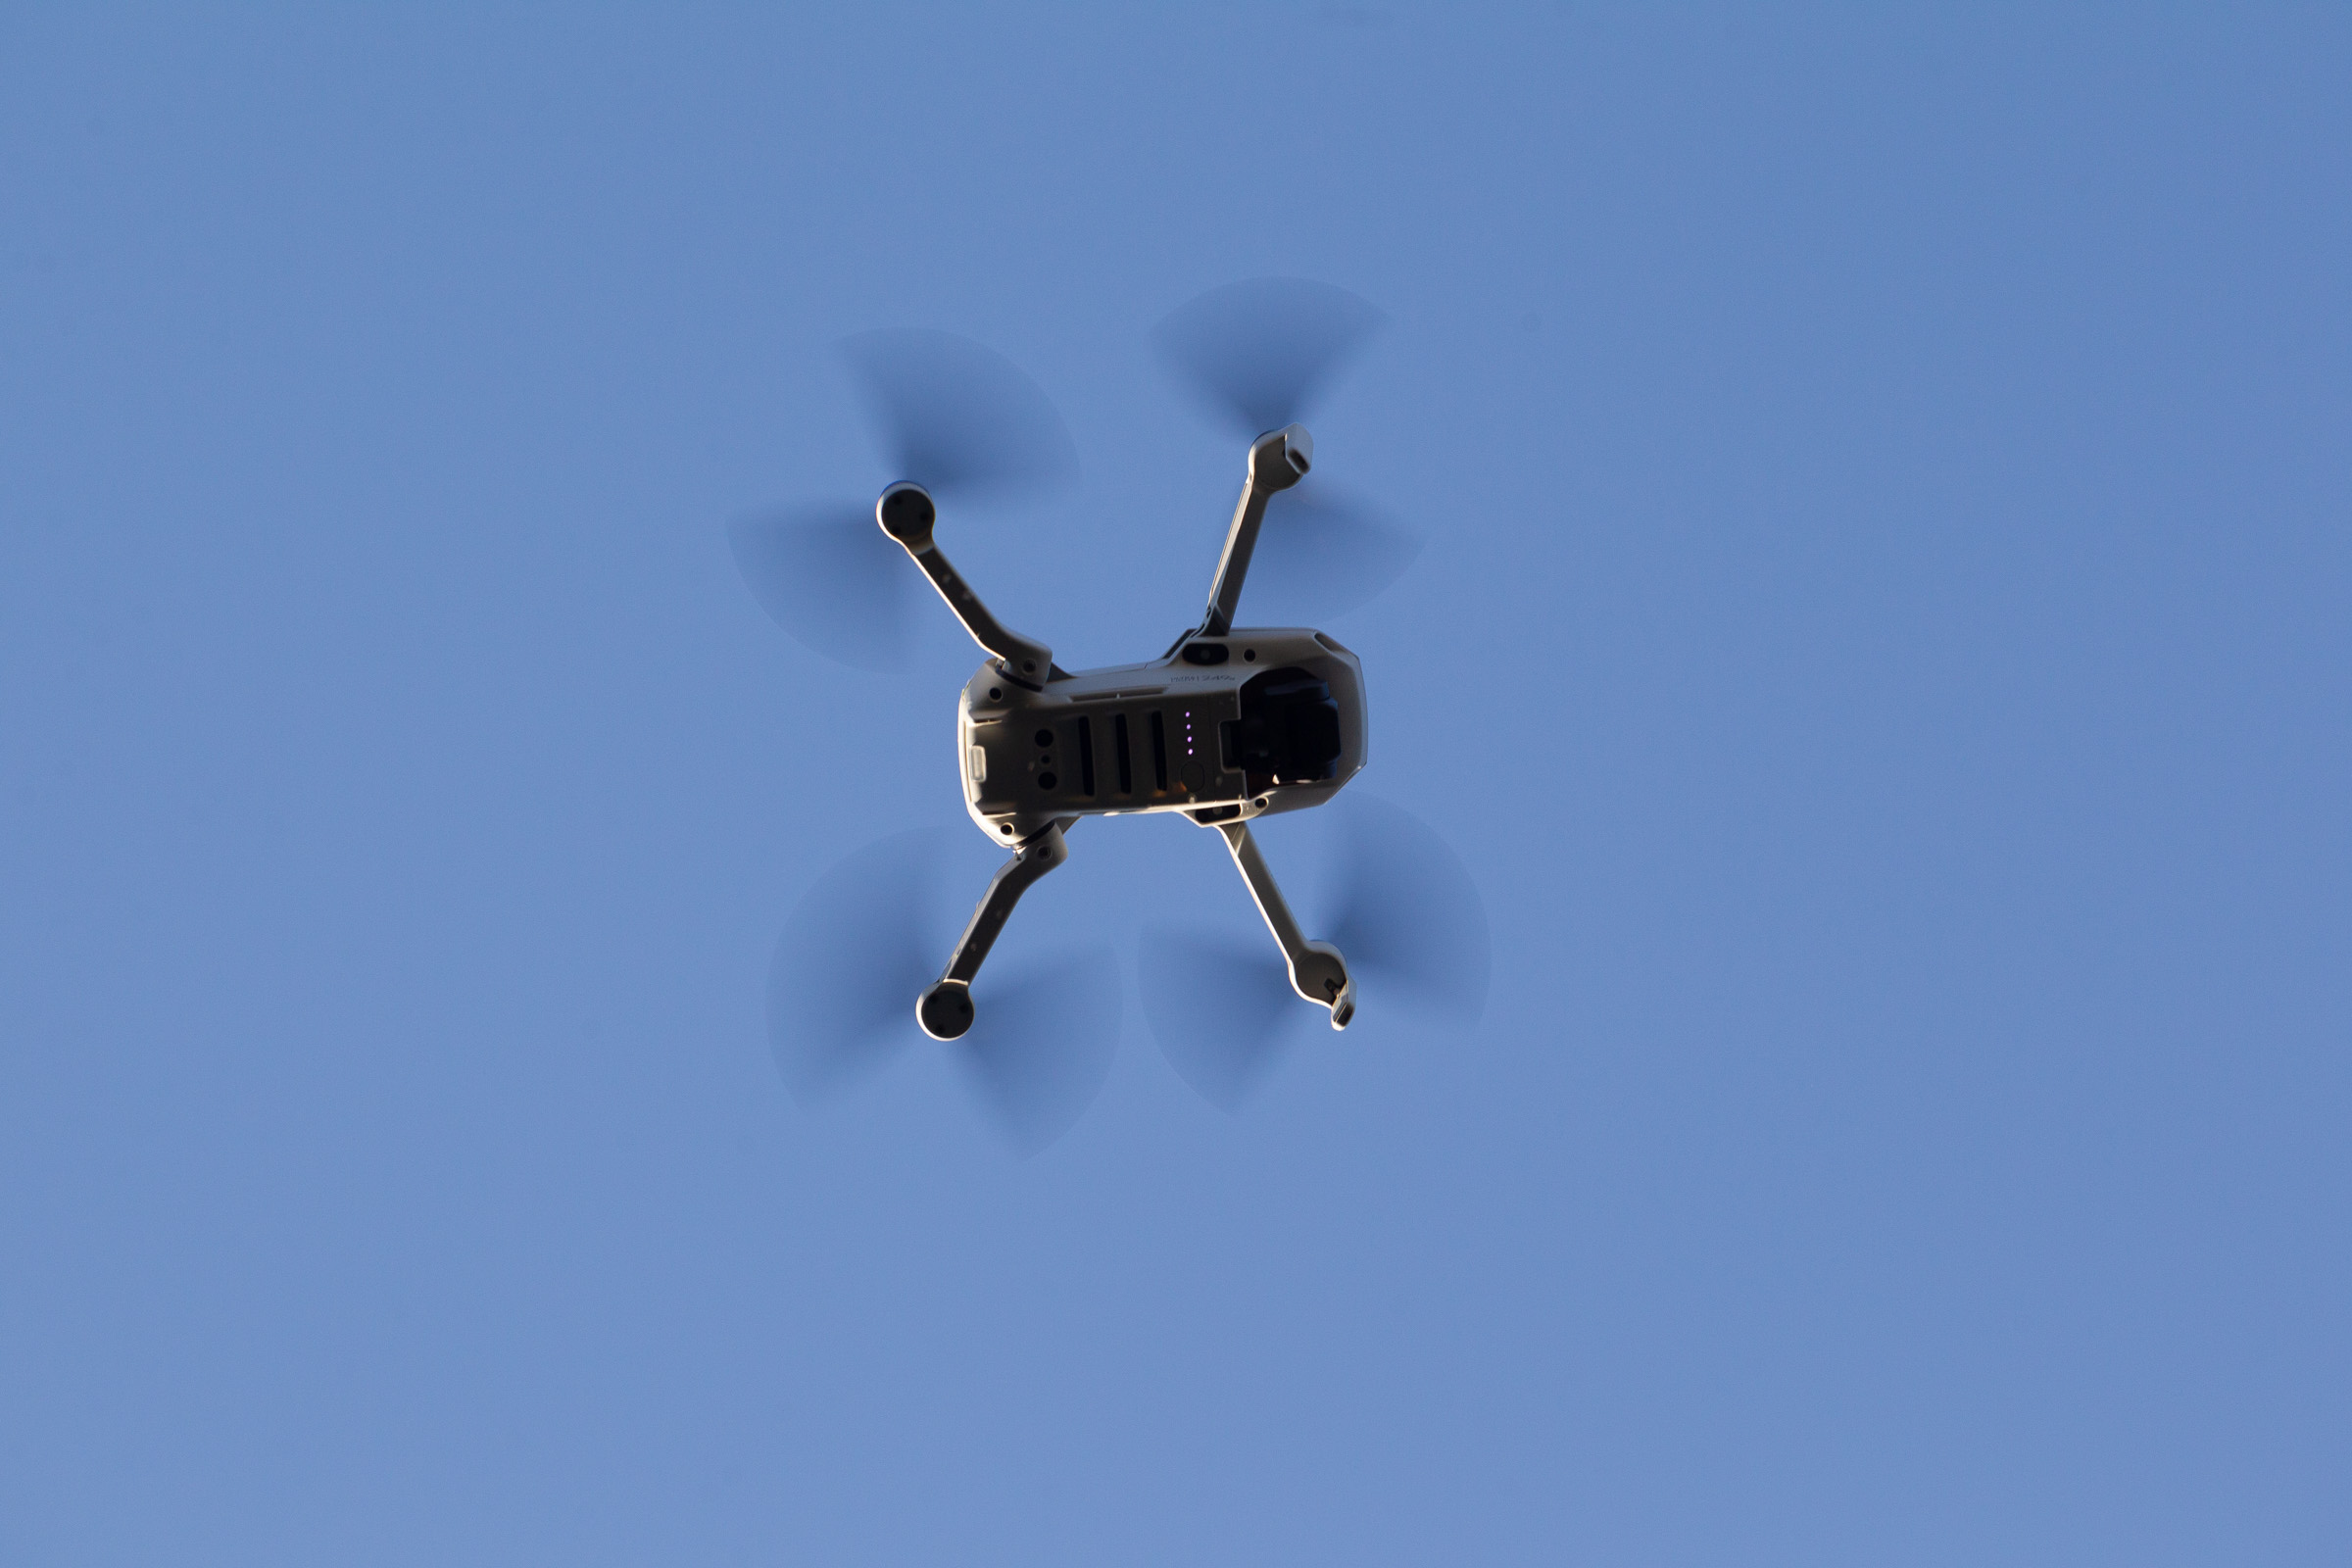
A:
[1139, 794, 1490, 1110]
[727, 329, 1078, 673]
[767, 829, 1120, 1154]
[1153, 277, 1420, 620]
[732, 280, 1422, 664]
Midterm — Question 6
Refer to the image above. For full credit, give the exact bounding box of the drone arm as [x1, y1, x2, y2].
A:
[906, 539, 1054, 684]
[877, 483, 1054, 686]
[1216, 820, 1354, 1029]
[915, 821, 1070, 1039]
[1199, 425, 1313, 638]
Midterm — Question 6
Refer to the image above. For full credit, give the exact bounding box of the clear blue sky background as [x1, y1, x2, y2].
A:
[3, 5, 2346, 1563]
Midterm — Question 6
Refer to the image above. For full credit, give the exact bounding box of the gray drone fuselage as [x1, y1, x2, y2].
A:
[879, 423, 1363, 1040]
[955, 630, 1365, 844]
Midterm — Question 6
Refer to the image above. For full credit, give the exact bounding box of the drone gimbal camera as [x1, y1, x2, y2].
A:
[878, 423, 1366, 1041]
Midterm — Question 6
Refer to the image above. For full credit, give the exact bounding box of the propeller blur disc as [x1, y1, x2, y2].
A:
[953, 946, 1122, 1154]
[732, 328, 1074, 672]
[839, 327, 1078, 499]
[766, 828, 946, 1103]
[728, 503, 914, 673]
[1138, 795, 1489, 1111]
[1321, 794, 1491, 1026]
[766, 830, 1121, 1151]
[1133, 789, 1486, 1109]
[1136, 926, 1302, 1111]
[1152, 277, 1384, 439]
[1250, 479, 1424, 622]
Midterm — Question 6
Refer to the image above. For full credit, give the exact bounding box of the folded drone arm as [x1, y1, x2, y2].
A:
[876, 482, 1054, 687]
[1217, 820, 1354, 1029]
[915, 820, 1072, 1040]
[1198, 425, 1313, 639]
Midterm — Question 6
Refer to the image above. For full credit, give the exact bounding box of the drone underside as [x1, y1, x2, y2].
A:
[877, 424, 1364, 1038]
[736, 278, 1490, 1149]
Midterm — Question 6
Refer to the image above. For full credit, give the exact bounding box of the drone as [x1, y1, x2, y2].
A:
[734, 278, 1487, 1139]
[881, 415, 1363, 1040]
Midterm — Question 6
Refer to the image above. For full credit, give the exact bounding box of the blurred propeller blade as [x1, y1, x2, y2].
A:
[1250, 479, 1424, 621]
[765, 828, 948, 1102]
[954, 946, 1122, 1154]
[728, 502, 914, 673]
[1152, 277, 1384, 438]
[1137, 925, 1303, 1111]
[840, 327, 1078, 498]
[1322, 795, 1491, 1026]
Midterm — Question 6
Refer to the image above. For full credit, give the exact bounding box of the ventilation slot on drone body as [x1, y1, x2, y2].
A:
[1112, 713, 1134, 795]
[1150, 711, 1169, 794]
[1076, 717, 1097, 797]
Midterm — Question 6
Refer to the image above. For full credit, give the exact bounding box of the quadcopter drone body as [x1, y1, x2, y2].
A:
[880, 424, 1366, 1040]
[739, 279, 1488, 1145]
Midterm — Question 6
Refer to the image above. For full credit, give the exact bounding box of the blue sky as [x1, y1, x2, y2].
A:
[3, 5, 2346, 1562]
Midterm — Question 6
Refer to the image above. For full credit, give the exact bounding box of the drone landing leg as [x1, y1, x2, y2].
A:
[916, 821, 1071, 1040]
[1216, 821, 1354, 1030]
[875, 482, 1054, 687]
